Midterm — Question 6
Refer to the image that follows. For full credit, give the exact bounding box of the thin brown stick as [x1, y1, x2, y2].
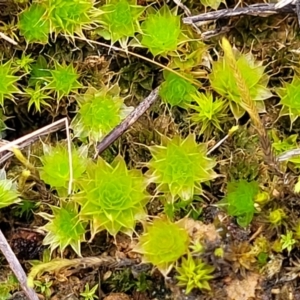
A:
[0, 230, 39, 300]
[0, 118, 66, 165]
[183, 3, 296, 23]
[94, 87, 160, 158]
[0, 118, 66, 153]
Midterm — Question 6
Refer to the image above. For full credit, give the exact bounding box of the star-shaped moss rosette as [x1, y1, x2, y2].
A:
[159, 70, 198, 107]
[276, 76, 300, 129]
[0, 168, 20, 209]
[45, 0, 97, 38]
[40, 143, 88, 196]
[188, 91, 229, 139]
[134, 218, 190, 277]
[176, 253, 215, 294]
[13, 53, 35, 74]
[26, 84, 52, 113]
[72, 86, 133, 143]
[146, 134, 217, 202]
[18, 4, 50, 44]
[0, 59, 21, 106]
[140, 5, 186, 57]
[209, 51, 272, 120]
[45, 61, 82, 101]
[76, 156, 149, 239]
[97, 0, 144, 47]
[38, 201, 86, 256]
[218, 180, 259, 227]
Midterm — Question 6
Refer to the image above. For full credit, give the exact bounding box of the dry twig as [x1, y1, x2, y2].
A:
[0, 230, 39, 300]
[183, 3, 296, 23]
[94, 87, 160, 158]
[0, 118, 66, 165]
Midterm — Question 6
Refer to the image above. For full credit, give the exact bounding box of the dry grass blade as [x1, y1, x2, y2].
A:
[277, 148, 300, 161]
[0, 32, 18, 45]
[27, 256, 134, 288]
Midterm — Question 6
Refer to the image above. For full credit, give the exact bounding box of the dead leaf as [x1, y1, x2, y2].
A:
[226, 272, 260, 300]
[181, 218, 221, 243]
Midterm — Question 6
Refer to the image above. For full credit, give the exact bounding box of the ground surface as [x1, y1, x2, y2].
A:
[1, 0, 300, 299]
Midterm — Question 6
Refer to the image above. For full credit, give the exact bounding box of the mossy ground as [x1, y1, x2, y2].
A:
[1, 0, 300, 299]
